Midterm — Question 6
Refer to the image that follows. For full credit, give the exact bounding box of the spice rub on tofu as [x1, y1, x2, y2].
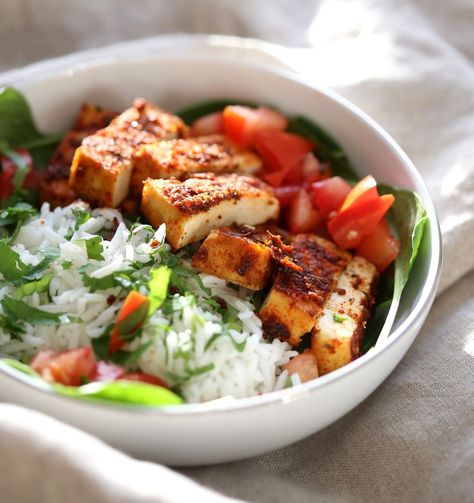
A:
[130, 135, 262, 195]
[141, 173, 279, 249]
[311, 256, 378, 375]
[38, 103, 117, 207]
[192, 226, 274, 290]
[259, 234, 351, 347]
[69, 98, 187, 208]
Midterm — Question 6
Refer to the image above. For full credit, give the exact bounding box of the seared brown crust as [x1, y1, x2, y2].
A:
[38, 103, 118, 207]
[69, 99, 187, 207]
[259, 234, 351, 346]
[192, 225, 274, 290]
[311, 256, 379, 375]
[110, 98, 188, 139]
[157, 173, 274, 215]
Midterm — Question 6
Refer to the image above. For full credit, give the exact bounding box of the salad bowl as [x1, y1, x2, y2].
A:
[0, 41, 441, 465]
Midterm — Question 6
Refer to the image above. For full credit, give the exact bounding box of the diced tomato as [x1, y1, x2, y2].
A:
[31, 347, 97, 386]
[284, 351, 319, 382]
[301, 153, 321, 183]
[327, 194, 395, 249]
[92, 361, 126, 381]
[339, 175, 378, 212]
[311, 176, 352, 220]
[109, 291, 150, 353]
[120, 372, 169, 388]
[255, 130, 315, 187]
[222, 105, 287, 147]
[273, 185, 301, 209]
[190, 111, 223, 136]
[0, 149, 34, 200]
[356, 218, 400, 272]
[287, 189, 322, 234]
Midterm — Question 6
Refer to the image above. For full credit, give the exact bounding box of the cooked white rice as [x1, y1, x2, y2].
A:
[0, 202, 297, 402]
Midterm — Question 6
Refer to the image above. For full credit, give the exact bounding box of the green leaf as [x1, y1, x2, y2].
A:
[15, 273, 53, 299]
[82, 271, 119, 292]
[0, 358, 183, 406]
[0, 242, 30, 282]
[54, 380, 183, 406]
[0, 202, 37, 227]
[363, 186, 427, 351]
[287, 116, 359, 181]
[82, 236, 104, 261]
[148, 266, 171, 315]
[1, 297, 74, 326]
[176, 99, 259, 125]
[385, 187, 428, 299]
[72, 208, 91, 229]
[0, 87, 62, 167]
[0, 142, 30, 191]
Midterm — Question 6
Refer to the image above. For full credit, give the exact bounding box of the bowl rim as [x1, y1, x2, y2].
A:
[0, 49, 442, 417]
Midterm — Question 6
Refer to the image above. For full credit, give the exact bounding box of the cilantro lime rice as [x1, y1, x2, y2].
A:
[0, 202, 298, 402]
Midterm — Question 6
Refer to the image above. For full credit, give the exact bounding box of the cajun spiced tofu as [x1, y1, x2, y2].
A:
[69, 99, 187, 208]
[259, 234, 351, 347]
[141, 173, 279, 249]
[130, 135, 262, 195]
[192, 226, 273, 290]
[311, 256, 378, 375]
[38, 103, 118, 207]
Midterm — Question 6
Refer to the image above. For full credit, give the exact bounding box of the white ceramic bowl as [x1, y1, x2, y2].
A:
[0, 42, 441, 466]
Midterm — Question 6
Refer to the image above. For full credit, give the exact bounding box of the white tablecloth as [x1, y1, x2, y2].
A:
[0, 1, 473, 502]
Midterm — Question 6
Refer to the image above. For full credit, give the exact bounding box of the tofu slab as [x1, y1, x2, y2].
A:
[141, 173, 279, 249]
[311, 256, 378, 375]
[69, 99, 187, 208]
[259, 234, 351, 347]
[130, 135, 262, 195]
[38, 103, 117, 208]
[192, 226, 273, 290]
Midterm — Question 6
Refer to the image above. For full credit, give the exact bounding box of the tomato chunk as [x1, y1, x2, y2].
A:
[255, 130, 315, 187]
[0, 149, 34, 200]
[356, 219, 400, 271]
[190, 112, 223, 136]
[109, 291, 150, 353]
[284, 351, 319, 383]
[222, 105, 287, 147]
[327, 194, 395, 249]
[311, 176, 352, 220]
[287, 189, 322, 234]
[339, 175, 378, 212]
[31, 348, 97, 386]
[120, 372, 169, 388]
[273, 185, 301, 209]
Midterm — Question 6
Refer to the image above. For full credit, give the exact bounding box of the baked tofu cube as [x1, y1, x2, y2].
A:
[38, 103, 117, 208]
[259, 234, 351, 347]
[130, 135, 262, 195]
[110, 97, 188, 139]
[141, 173, 279, 249]
[192, 226, 273, 290]
[312, 256, 378, 375]
[69, 99, 187, 208]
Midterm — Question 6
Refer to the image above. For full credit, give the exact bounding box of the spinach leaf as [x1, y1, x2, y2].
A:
[0, 358, 183, 406]
[1, 297, 75, 326]
[176, 99, 259, 124]
[287, 116, 359, 181]
[362, 186, 427, 351]
[0, 87, 62, 168]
